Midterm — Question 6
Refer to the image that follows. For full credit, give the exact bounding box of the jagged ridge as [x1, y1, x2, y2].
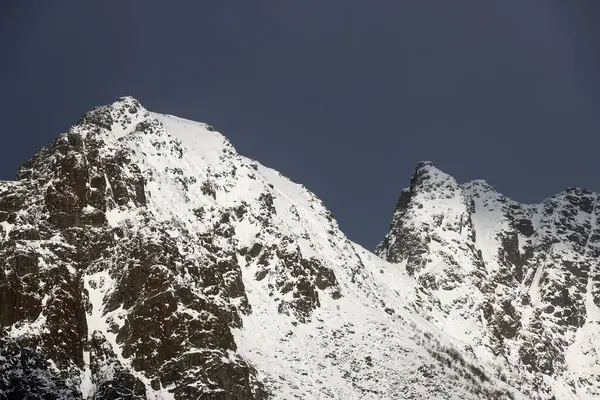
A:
[377, 161, 600, 398]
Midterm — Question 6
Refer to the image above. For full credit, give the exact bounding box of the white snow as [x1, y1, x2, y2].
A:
[528, 265, 545, 307]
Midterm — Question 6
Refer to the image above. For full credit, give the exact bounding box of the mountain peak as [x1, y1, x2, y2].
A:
[408, 161, 461, 199]
[412, 160, 449, 178]
[415, 160, 434, 169]
[116, 95, 142, 104]
[378, 157, 600, 398]
[2, 99, 599, 399]
[72, 95, 150, 140]
[462, 178, 498, 197]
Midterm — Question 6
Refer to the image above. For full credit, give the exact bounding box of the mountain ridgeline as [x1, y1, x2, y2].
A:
[0, 98, 598, 399]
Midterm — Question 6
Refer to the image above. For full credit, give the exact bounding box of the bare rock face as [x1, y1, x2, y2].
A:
[377, 162, 600, 398]
[0, 337, 82, 399]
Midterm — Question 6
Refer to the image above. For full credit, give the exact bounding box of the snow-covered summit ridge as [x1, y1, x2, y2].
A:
[415, 160, 596, 207]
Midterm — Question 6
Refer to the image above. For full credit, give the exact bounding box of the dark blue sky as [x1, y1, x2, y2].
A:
[1, 1, 599, 248]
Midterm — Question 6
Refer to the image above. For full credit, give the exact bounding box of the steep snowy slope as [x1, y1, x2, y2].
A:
[0, 96, 584, 399]
[377, 162, 600, 399]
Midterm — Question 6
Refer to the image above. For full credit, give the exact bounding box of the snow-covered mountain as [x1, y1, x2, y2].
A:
[376, 161, 600, 399]
[0, 97, 597, 399]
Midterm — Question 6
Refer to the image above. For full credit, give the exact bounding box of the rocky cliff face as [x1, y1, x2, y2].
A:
[0, 98, 597, 399]
[0, 98, 271, 399]
[377, 162, 600, 399]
